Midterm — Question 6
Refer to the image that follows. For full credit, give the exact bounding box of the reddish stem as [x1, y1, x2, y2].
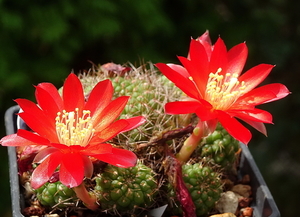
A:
[176, 121, 205, 163]
[73, 182, 98, 210]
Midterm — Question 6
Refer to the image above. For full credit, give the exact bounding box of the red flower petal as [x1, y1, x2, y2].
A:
[188, 39, 209, 76]
[33, 147, 59, 163]
[234, 83, 289, 108]
[93, 148, 137, 168]
[35, 83, 62, 120]
[63, 73, 85, 112]
[189, 39, 209, 63]
[93, 96, 129, 131]
[166, 64, 190, 78]
[217, 110, 251, 145]
[119, 116, 146, 133]
[0, 134, 40, 147]
[59, 153, 85, 188]
[229, 108, 273, 124]
[49, 142, 71, 150]
[165, 101, 202, 115]
[262, 83, 290, 103]
[82, 143, 112, 155]
[16, 99, 57, 141]
[227, 42, 248, 76]
[242, 120, 267, 136]
[253, 83, 290, 104]
[195, 31, 212, 58]
[84, 79, 113, 116]
[31, 151, 62, 189]
[18, 112, 59, 143]
[239, 64, 274, 93]
[233, 92, 276, 109]
[36, 82, 63, 109]
[195, 102, 217, 121]
[93, 119, 129, 143]
[155, 63, 200, 99]
[205, 119, 219, 134]
[82, 155, 93, 178]
[178, 56, 208, 97]
[209, 37, 228, 75]
[17, 129, 50, 145]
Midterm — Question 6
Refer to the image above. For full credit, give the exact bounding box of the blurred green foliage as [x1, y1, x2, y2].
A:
[0, 0, 299, 216]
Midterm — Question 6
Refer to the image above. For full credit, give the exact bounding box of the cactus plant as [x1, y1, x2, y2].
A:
[167, 163, 223, 216]
[197, 124, 240, 169]
[10, 63, 234, 216]
[35, 181, 77, 208]
[94, 161, 158, 215]
[80, 63, 226, 216]
[79, 63, 183, 146]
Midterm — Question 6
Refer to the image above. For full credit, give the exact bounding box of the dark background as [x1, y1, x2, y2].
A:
[0, 0, 299, 216]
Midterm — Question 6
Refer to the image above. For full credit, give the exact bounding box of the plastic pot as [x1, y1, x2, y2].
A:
[4, 105, 280, 217]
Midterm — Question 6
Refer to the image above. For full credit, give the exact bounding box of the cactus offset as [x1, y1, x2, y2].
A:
[197, 125, 240, 169]
[35, 181, 77, 208]
[168, 163, 223, 216]
[94, 161, 158, 215]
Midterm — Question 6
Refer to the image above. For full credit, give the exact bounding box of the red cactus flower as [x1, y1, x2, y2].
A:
[156, 31, 290, 144]
[1, 73, 145, 189]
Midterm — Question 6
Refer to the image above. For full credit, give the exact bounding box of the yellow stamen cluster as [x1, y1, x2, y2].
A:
[205, 68, 246, 110]
[55, 108, 95, 147]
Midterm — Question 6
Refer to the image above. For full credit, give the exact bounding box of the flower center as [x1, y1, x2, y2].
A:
[55, 108, 95, 147]
[205, 68, 246, 110]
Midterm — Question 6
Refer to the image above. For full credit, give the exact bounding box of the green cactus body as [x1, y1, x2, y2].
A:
[35, 181, 77, 208]
[79, 64, 182, 145]
[199, 125, 240, 168]
[168, 164, 223, 216]
[94, 161, 157, 214]
[79, 64, 229, 216]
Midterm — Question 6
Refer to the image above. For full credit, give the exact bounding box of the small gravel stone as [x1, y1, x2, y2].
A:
[231, 184, 251, 198]
[209, 213, 237, 217]
[215, 191, 239, 214]
[240, 207, 253, 217]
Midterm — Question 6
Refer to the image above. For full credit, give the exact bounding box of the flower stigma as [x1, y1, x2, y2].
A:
[205, 68, 246, 110]
[55, 108, 95, 147]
